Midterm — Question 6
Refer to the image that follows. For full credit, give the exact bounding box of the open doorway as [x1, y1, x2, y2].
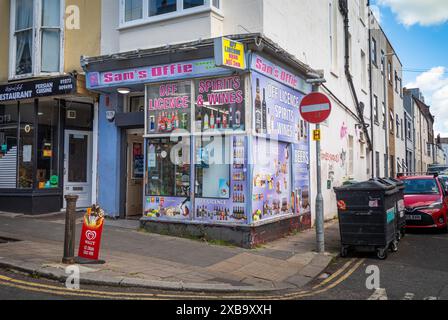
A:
[125, 129, 144, 218]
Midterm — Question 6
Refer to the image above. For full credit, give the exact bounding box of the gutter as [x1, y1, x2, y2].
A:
[339, 0, 373, 151]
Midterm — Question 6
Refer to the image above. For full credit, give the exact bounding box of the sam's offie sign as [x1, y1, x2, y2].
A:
[0, 76, 76, 102]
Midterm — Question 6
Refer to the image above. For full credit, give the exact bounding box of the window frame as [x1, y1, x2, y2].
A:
[119, 0, 222, 29]
[9, 0, 65, 80]
[371, 37, 377, 67]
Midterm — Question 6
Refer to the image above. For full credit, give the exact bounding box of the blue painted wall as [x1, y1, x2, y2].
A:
[97, 93, 122, 217]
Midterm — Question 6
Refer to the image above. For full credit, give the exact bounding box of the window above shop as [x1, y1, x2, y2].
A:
[9, 0, 64, 79]
[119, 0, 222, 29]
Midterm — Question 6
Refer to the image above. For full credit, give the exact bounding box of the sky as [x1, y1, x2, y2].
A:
[371, 0, 448, 136]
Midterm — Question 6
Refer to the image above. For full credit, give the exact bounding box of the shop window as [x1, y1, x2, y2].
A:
[147, 81, 191, 134]
[65, 102, 93, 130]
[0, 104, 19, 189]
[129, 95, 145, 113]
[11, 0, 63, 78]
[146, 137, 190, 197]
[18, 103, 35, 189]
[195, 76, 245, 134]
[37, 100, 60, 189]
[195, 135, 231, 199]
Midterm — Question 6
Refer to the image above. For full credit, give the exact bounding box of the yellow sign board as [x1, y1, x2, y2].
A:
[214, 37, 246, 70]
[313, 129, 321, 141]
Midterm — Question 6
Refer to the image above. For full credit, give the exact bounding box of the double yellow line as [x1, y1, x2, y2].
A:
[0, 258, 364, 300]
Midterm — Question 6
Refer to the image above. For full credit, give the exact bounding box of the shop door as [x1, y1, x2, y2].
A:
[63, 130, 92, 209]
[126, 132, 144, 217]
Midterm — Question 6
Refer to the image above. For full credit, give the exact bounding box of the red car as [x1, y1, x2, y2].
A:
[401, 176, 448, 231]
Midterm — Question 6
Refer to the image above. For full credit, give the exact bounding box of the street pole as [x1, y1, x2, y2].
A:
[62, 195, 78, 264]
[313, 84, 325, 253]
[315, 121, 325, 253]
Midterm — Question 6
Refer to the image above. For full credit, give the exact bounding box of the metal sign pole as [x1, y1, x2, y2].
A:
[315, 121, 325, 253]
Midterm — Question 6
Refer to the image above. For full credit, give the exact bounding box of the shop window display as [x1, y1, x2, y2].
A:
[18, 103, 35, 189]
[195, 76, 245, 133]
[147, 81, 191, 134]
[37, 100, 60, 189]
[194, 135, 231, 199]
[146, 137, 190, 197]
[145, 137, 191, 220]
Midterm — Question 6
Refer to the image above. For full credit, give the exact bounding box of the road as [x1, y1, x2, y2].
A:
[0, 228, 447, 300]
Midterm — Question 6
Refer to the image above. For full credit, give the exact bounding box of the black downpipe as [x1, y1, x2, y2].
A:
[339, 0, 373, 152]
[367, 1, 375, 178]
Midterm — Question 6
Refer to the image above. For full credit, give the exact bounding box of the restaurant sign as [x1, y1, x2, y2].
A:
[0, 76, 76, 102]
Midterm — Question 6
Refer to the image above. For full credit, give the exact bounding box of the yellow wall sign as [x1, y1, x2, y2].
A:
[214, 37, 246, 70]
[313, 129, 321, 141]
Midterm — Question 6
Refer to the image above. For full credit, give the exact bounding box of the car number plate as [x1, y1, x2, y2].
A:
[406, 215, 422, 221]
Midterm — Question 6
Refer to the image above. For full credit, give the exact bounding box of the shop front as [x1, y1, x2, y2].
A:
[0, 75, 96, 214]
[85, 36, 313, 247]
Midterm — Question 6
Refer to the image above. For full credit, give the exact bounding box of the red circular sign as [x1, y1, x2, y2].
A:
[300, 92, 332, 124]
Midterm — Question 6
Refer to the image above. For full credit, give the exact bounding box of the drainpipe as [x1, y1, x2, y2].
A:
[339, 0, 373, 153]
[383, 55, 389, 177]
[367, 1, 375, 178]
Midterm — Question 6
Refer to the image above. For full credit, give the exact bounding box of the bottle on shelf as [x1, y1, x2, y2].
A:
[210, 110, 215, 129]
[196, 111, 202, 132]
[203, 111, 209, 130]
[235, 106, 241, 129]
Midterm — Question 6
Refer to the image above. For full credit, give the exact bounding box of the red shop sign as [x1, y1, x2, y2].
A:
[78, 207, 105, 261]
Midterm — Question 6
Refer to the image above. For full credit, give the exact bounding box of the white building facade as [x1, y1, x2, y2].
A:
[90, 0, 402, 227]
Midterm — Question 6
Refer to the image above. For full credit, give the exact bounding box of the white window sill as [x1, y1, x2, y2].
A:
[9, 72, 65, 81]
[118, 6, 223, 31]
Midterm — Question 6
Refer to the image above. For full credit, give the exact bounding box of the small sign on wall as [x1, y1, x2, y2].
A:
[214, 37, 246, 70]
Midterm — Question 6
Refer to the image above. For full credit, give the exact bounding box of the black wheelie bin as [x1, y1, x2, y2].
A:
[334, 179, 399, 260]
[381, 178, 406, 240]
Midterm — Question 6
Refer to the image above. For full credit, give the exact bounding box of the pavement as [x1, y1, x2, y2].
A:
[0, 212, 340, 293]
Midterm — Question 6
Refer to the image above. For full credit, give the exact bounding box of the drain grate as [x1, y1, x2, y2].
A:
[0, 237, 21, 244]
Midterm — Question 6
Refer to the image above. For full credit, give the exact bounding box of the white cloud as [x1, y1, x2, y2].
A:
[377, 0, 448, 26]
[406, 67, 448, 136]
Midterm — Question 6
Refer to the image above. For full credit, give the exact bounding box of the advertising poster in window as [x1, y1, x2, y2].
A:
[195, 76, 245, 133]
[252, 72, 308, 144]
[132, 143, 144, 179]
[147, 81, 191, 134]
[194, 135, 248, 224]
[252, 139, 292, 222]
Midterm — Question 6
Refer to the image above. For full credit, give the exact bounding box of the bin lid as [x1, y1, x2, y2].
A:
[381, 177, 405, 190]
[334, 178, 397, 194]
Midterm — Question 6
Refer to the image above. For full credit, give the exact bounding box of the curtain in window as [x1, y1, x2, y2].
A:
[125, 0, 143, 21]
[42, 0, 60, 27]
[15, 0, 33, 75]
[41, 30, 60, 72]
[41, 0, 61, 72]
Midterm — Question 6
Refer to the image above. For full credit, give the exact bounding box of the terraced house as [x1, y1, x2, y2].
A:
[0, 0, 101, 214]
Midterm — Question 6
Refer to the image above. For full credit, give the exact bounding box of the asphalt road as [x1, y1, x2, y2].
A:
[306, 229, 448, 300]
[0, 229, 447, 300]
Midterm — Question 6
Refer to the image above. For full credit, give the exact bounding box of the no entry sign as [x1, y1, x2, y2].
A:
[300, 92, 332, 124]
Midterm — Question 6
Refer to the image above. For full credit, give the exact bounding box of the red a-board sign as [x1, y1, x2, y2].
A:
[300, 92, 332, 124]
[78, 206, 105, 261]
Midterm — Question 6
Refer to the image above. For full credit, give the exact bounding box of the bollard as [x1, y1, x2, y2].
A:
[62, 195, 79, 264]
